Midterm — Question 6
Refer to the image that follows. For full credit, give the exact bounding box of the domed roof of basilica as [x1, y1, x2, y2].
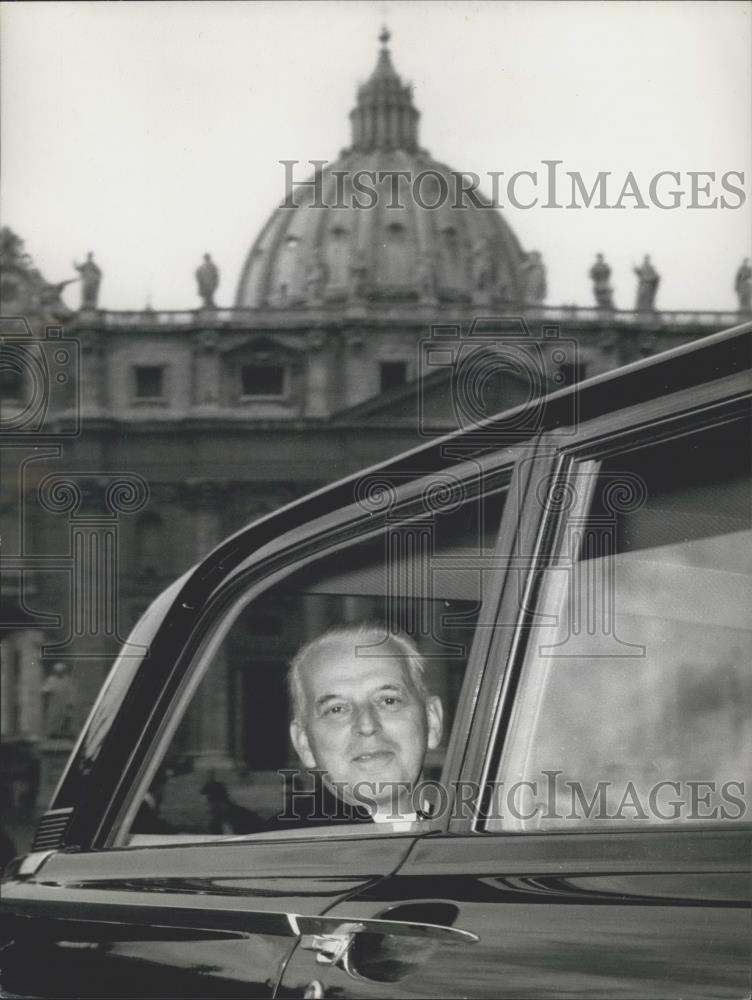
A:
[235, 30, 529, 310]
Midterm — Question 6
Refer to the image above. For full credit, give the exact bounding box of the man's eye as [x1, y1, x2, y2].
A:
[380, 695, 403, 707]
[324, 703, 348, 716]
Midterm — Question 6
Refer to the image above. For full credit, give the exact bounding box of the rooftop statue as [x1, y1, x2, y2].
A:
[735, 258, 751, 312]
[522, 250, 546, 304]
[634, 255, 660, 312]
[42, 662, 76, 738]
[472, 238, 494, 291]
[349, 248, 369, 299]
[306, 253, 328, 303]
[589, 253, 614, 310]
[416, 251, 436, 300]
[196, 253, 219, 308]
[74, 252, 102, 309]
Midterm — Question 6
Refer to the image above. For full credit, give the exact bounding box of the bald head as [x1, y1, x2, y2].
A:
[288, 624, 442, 813]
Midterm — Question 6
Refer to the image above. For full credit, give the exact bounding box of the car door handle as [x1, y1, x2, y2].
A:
[296, 913, 478, 966]
[299, 924, 365, 966]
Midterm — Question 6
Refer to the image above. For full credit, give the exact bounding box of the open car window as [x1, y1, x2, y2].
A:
[118, 472, 509, 846]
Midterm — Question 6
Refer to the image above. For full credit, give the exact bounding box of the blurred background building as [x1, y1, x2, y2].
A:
[1, 32, 747, 848]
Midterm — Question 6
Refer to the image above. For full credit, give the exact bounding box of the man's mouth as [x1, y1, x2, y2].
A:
[352, 750, 394, 763]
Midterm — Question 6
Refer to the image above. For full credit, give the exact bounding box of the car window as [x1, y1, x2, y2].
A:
[489, 417, 751, 832]
[119, 474, 508, 845]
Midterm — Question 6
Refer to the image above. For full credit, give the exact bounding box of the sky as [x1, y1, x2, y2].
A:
[1, 0, 751, 313]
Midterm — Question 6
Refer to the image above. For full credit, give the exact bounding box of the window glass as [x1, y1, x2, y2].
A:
[123, 478, 507, 845]
[491, 420, 751, 831]
[241, 363, 284, 397]
[134, 365, 164, 398]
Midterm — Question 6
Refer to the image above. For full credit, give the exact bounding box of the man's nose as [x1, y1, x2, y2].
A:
[353, 702, 381, 735]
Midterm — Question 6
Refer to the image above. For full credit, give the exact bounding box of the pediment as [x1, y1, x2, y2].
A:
[221, 334, 303, 365]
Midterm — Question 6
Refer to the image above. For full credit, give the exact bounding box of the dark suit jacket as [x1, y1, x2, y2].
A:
[269, 775, 373, 830]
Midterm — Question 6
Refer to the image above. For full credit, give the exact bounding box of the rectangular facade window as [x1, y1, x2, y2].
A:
[379, 360, 407, 393]
[241, 364, 285, 397]
[134, 365, 164, 399]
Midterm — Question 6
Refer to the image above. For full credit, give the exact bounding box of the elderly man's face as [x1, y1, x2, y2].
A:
[290, 643, 442, 814]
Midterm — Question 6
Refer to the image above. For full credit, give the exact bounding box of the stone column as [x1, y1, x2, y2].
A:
[0, 638, 14, 738]
[305, 329, 329, 417]
[185, 480, 227, 559]
[192, 329, 221, 410]
[78, 329, 106, 416]
[17, 630, 44, 740]
[343, 327, 369, 408]
[180, 481, 233, 767]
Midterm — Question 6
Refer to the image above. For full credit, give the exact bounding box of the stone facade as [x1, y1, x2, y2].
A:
[0, 35, 747, 816]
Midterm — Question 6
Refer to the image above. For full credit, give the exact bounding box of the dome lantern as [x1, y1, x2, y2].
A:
[349, 28, 421, 153]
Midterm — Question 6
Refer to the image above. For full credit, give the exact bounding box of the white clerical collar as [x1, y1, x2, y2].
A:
[371, 810, 420, 832]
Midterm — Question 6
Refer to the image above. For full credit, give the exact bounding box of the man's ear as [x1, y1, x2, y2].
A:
[290, 719, 317, 769]
[425, 695, 443, 751]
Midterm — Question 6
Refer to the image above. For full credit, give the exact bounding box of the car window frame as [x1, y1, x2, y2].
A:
[457, 370, 752, 836]
[98, 443, 535, 850]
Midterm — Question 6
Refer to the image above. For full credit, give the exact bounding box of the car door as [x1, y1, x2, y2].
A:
[1, 446, 530, 999]
[276, 375, 752, 998]
[1, 833, 419, 999]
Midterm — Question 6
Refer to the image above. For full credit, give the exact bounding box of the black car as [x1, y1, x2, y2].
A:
[2, 323, 751, 999]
